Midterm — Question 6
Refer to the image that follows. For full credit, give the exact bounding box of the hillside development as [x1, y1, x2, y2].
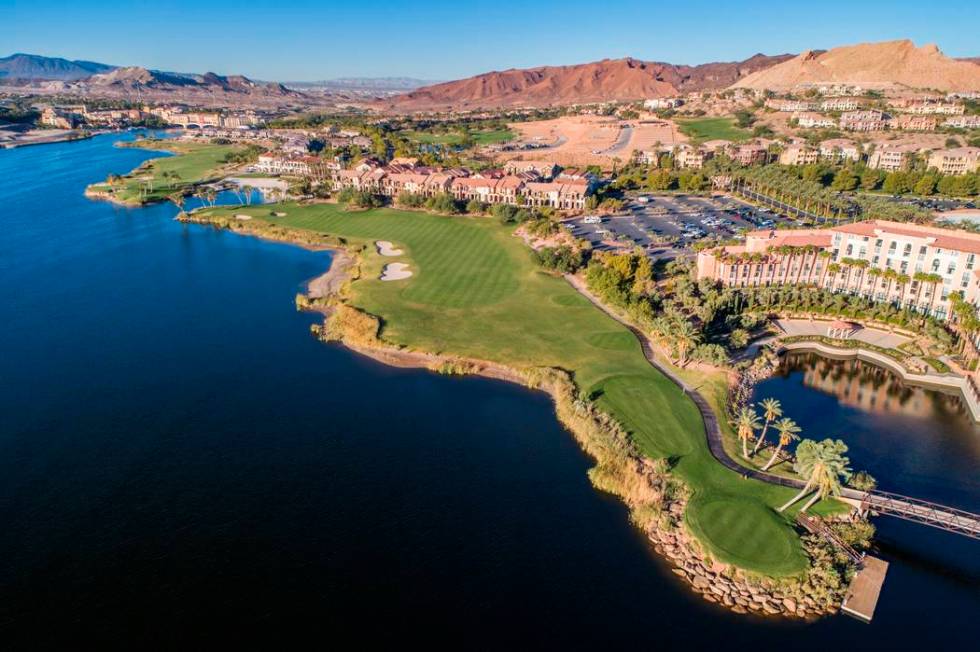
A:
[733, 39, 980, 91]
[189, 202, 824, 579]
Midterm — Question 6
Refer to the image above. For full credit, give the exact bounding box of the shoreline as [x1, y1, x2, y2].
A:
[174, 210, 850, 621]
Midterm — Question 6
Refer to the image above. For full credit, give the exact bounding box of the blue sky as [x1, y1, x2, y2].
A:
[4, 0, 979, 81]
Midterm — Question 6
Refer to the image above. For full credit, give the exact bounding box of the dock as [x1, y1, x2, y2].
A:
[841, 556, 889, 623]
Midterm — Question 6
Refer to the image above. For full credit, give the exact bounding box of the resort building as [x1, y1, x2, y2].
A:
[675, 145, 710, 169]
[793, 112, 836, 129]
[696, 220, 980, 320]
[927, 148, 980, 176]
[734, 143, 769, 166]
[819, 139, 861, 162]
[503, 160, 559, 179]
[643, 98, 684, 110]
[778, 144, 820, 166]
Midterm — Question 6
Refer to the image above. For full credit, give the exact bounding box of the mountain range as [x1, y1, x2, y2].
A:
[384, 54, 794, 110]
[0, 53, 116, 81]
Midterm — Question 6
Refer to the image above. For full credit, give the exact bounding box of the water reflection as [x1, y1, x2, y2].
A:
[754, 352, 980, 512]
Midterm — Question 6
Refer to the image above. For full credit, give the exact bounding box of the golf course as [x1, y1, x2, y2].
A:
[86, 140, 242, 205]
[198, 201, 813, 576]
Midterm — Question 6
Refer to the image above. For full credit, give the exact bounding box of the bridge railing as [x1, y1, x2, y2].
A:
[858, 490, 980, 539]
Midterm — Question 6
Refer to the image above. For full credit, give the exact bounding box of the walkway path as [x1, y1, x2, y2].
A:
[565, 274, 980, 540]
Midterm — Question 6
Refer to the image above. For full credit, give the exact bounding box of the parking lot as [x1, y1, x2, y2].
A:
[565, 194, 798, 260]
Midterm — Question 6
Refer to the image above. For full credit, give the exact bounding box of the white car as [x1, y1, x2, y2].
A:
[583, 216, 604, 224]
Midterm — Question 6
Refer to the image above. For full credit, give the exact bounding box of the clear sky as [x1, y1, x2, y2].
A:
[4, 0, 979, 81]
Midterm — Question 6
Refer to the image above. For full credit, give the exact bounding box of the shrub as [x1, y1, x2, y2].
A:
[425, 192, 461, 214]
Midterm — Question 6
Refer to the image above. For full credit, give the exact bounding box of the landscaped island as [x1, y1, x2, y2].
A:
[177, 200, 862, 618]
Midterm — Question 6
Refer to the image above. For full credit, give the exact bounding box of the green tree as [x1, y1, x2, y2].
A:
[753, 397, 783, 456]
[736, 406, 761, 459]
[761, 418, 801, 471]
[830, 168, 858, 191]
[778, 439, 852, 512]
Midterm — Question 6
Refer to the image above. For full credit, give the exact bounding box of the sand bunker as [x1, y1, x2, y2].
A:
[376, 240, 404, 256]
[234, 213, 253, 220]
[380, 262, 413, 281]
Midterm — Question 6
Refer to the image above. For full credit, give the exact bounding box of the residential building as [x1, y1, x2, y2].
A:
[765, 99, 815, 112]
[819, 139, 861, 162]
[927, 147, 980, 176]
[524, 180, 590, 210]
[643, 98, 683, 110]
[840, 110, 887, 132]
[675, 145, 710, 169]
[944, 115, 980, 129]
[503, 159, 559, 179]
[793, 111, 836, 129]
[867, 144, 918, 171]
[696, 220, 980, 320]
[39, 106, 81, 129]
[778, 144, 819, 166]
[734, 143, 769, 166]
[900, 101, 966, 115]
[820, 98, 860, 111]
[888, 114, 939, 131]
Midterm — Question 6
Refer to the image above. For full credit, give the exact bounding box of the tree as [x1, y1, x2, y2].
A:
[762, 418, 801, 470]
[729, 328, 749, 350]
[167, 192, 186, 215]
[830, 168, 858, 192]
[778, 439, 852, 512]
[736, 406, 761, 459]
[753, 397, 783, 456]
[673, 319, 701, 365]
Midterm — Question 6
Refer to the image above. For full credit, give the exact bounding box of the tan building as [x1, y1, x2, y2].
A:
[734, 143, 769, 166]
[765, 99, 815, 112]
[867, 144, 918, 171]
[503, 160, 559, 179]
[927, 147, 980, 176]
[696, 220, 980, 320]
[675, 145, 710, 169]
[820, 97, 860, 111]
[793, 111, 836, 129]
[778, 144, 820, 166]
[819, 139, 861, 162]
[840, 110, 887, 132]
[944, 115, 980, 129]
[888, 115, 938, 131]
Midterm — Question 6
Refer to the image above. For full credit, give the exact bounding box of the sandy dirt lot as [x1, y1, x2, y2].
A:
[623, 119, 687, 152]
[506, 115, 623, 166]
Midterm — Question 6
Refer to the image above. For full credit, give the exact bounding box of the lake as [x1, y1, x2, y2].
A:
[0, 133, 976, 648]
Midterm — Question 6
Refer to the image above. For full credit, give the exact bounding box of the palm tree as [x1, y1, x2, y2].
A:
[762, 418, 801, 470]
[778, 439, 851, 512]
[167, 192, 186, 215]
[736, 406, 761, 459]
[753, 397, 782, 455]
[673, 320, 700, 366]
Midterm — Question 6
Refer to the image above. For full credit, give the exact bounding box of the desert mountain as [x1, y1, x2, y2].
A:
[0, 53, 115, 81]
[386, 54, 793, 110]
[733, 40, 980, 91]
[84, 67, 301, 98]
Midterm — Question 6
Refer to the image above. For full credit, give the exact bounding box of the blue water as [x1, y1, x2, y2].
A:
[0, 133, 976, 648]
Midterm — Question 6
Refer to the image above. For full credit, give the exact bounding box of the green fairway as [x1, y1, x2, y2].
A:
[677, 117, 750, 143]
[201, 201, 808, 575]
[401, 129, 515, 146]
[87, 140, 241, 204]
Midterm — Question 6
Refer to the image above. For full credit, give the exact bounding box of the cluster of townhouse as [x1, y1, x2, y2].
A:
[696, 220, 980, 321]
[771, 95, 974, 133]
[254, 154, 596, 211]
[777, 140, 980, 175]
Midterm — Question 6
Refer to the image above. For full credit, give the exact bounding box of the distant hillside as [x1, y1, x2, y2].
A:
[290, 77, 440, 91]
[83, 67, 301, 98]
[0, 53, 115, 80]
[385, 54, 793, 110]
[733, 39, 980, 91]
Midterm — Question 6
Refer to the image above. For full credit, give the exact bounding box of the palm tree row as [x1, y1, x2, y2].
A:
[733, 397, 852, 513]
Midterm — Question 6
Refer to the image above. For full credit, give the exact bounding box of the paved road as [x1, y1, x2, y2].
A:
[601, 125, 633, 155]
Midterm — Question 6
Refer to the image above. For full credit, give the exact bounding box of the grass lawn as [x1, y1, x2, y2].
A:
[87, 140, 241, 204]
[400, 129, 515, 147]
[677, 117, 751, 144]
[201, 202, 810, 575]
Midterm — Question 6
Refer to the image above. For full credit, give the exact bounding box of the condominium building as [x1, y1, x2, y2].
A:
[867, 144, 918, 171]
[927, 147, 980, 176]
[696, 220, 980, 320]
[888, 115, 938, 131]
[675, 145, 710, 169]
[944, 115, 980, 129]
[734, 143, 769, 166]
[765, 99, 816, 112]
[793, 111, 836, 129]
[820, 97, 860, 112]
[819, 139, 861, 162]
[840, 110, 887, 132]
[778, 144, 820, 166]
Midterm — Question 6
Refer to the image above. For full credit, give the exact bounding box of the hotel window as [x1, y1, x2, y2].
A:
[903, 244, 912, 256]
[888, 242, 897, 253]
[846, 244, 853, 256]
[968, 254, 976, 270]
[932, 260, 941, 272]
[948, 263, 957, 275]
[858, 247, 866, 257]
[918, 246, 927, 260]
[874, 239, 883, 252]
[900, 262, 908, 273]
[962, 272, 970, 288]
